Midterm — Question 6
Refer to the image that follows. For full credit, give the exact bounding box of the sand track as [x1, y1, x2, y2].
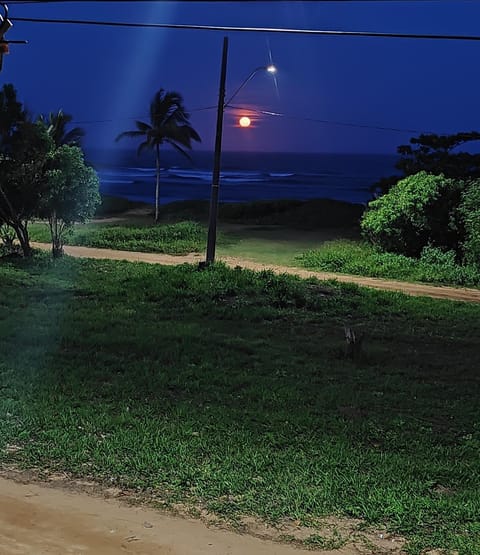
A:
[0, 476, 389, 555]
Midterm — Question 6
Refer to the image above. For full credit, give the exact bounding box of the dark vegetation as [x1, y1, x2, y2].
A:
[0, 255, 479, 554]
[371, 131, 480, 197]
[96, 197, 363, 229]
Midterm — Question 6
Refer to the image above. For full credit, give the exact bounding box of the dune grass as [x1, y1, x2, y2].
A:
[0, 254, 479, 554]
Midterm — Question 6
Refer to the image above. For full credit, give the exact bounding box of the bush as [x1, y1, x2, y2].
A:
[361, 172, 466, 258]
[459, 183, 480, 266]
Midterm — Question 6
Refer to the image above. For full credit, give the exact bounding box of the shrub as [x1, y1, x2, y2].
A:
[361, 172, 466, 258]
[459, 182, 480, 266]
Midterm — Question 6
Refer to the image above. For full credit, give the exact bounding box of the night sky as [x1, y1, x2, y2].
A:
[3, 1, 480, 153]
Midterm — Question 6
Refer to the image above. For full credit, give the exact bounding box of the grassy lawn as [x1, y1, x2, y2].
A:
[0, 254, 479, 554]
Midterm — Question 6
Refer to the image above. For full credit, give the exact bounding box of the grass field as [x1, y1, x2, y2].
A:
[0, 254, 479, 554]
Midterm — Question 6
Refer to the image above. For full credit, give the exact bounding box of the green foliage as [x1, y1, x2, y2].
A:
[0, 85, 95, 258]
[39, 145, 100, 257]
[0, 256, 479, 554]
[361, 172, 468, 258]
[459, 184, 480, 266]
[43, 146, 100, 225]
[298, 240, 480, 286]
[0, 122, 54, 256]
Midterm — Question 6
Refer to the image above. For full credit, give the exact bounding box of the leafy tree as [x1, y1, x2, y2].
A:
[0, 84, 26, 150]
[116, 89, 201, 222]
[361, 172, 467, 258]
[371, 132, 480, 197]
[38, 109, 85, 147]
[459, 183, 480, 266]
[41, 146, 100, 257]
[0, 122, 53, 256]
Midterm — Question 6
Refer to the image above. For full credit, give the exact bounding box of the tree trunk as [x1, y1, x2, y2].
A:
[14, 222, 32, 257]
[50, 211, 64, 258]
[155, 144, 160, 223]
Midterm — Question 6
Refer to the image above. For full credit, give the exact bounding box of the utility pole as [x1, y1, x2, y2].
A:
[205, 36, 228, 265]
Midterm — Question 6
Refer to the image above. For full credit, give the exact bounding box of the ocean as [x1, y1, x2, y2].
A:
[86, 149, 399, 206]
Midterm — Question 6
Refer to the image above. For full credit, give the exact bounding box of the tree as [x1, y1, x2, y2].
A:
[0, 85, 97, 259]
[371, 132, 480, 197]
[41, 146, 100, 258]
[0, 84, 26, 150]
[0, 122, 53, 257]
[116, 89, 201, 222]
[38, 109, 85, 147]
[361, 171, 476, 260]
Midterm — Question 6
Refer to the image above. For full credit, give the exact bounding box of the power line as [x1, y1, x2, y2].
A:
[69, 106, 437, 136]
[8, 0, 472, 3]
[227, 105, 431, 134]
[10, 16, 480, 41]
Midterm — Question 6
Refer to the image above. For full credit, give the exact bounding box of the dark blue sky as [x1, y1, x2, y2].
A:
[3, 1, 480, 153]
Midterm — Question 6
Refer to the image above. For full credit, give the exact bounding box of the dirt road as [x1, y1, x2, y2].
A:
[0, 476, 403, 555]
[32, 242, 480, 303]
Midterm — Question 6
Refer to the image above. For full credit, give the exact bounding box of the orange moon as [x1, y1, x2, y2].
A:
[239, 116, 251, 128]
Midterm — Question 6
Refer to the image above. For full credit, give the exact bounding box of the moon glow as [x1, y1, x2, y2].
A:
[239, 116, 252, 128]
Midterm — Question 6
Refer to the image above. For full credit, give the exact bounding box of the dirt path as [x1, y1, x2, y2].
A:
[32, 242, 480, 303]
[0, 476, 392, 555]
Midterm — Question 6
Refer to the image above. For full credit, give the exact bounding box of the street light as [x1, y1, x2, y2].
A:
[205, 37, 277, 265]
[224, 64, 277, 107]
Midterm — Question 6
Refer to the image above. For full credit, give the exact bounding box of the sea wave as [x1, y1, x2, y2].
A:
[167, 169, 266, 183]
[100, 179, 136, 184]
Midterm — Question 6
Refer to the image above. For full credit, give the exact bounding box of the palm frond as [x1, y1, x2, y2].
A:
[135, 121, 152, 133]
[165, 139, 191, 161]
[137, 140, 152, 156]
[115, 130, 146, 142]
[62, 127, 85, 147]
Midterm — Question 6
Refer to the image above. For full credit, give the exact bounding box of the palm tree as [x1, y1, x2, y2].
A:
[38, 110, 85, 147]
[116, 89, 201, 222]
